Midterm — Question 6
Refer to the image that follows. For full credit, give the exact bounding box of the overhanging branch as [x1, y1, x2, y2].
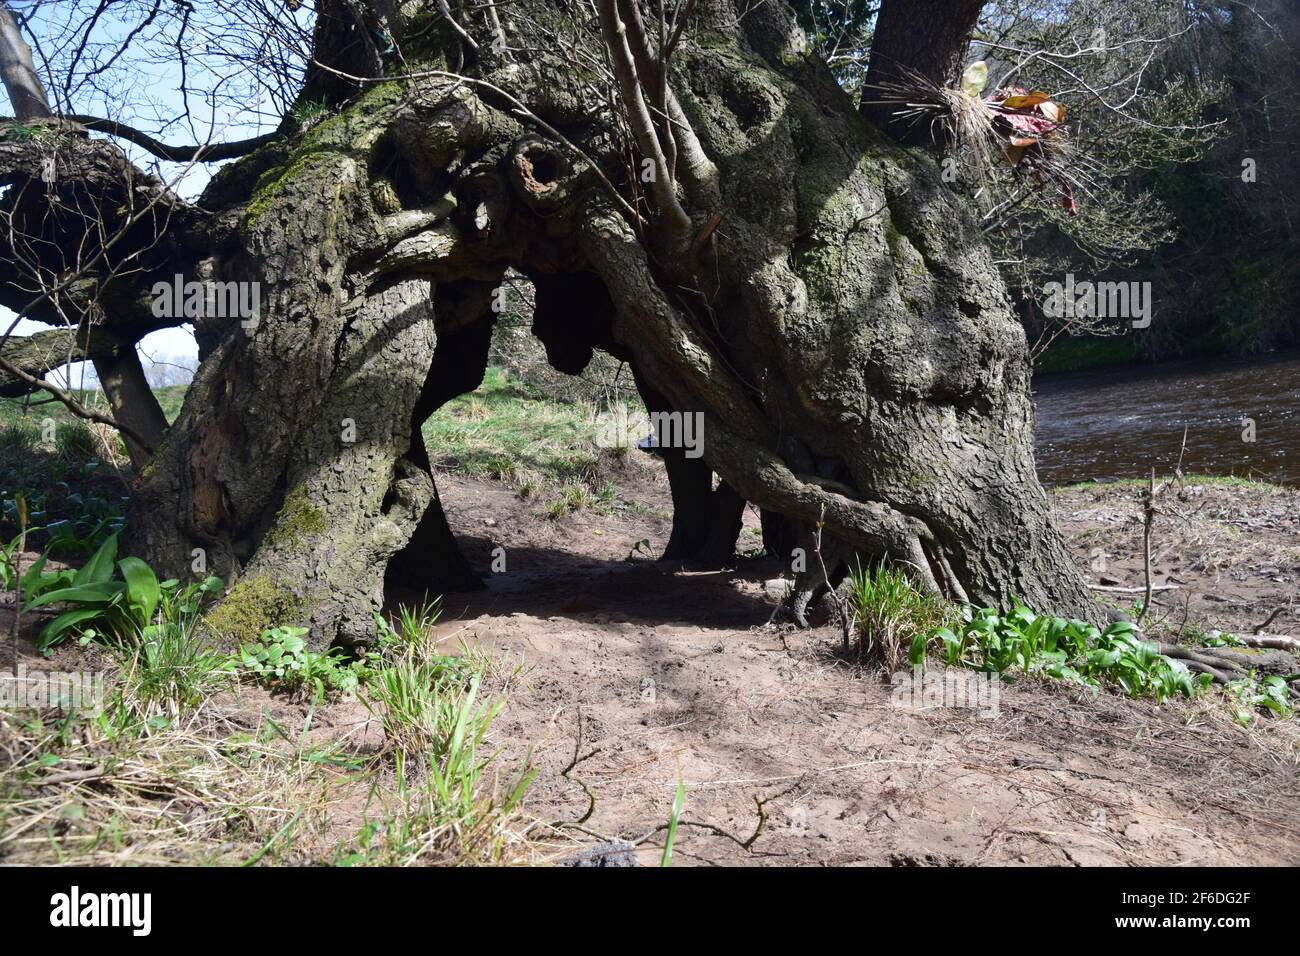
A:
[0, 351, 150, 451]
[0, 325, 133, 397]
[65, 115, 281, 162]
[0, 1, 50, 121]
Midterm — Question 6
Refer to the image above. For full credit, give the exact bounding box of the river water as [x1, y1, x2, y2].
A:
[1032, 351, 1299, 486]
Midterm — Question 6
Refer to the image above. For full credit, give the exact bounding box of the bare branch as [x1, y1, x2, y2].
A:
[596, 0, 692, 243]
[64, 114, 281, 162]
[0, 352, 149, 449]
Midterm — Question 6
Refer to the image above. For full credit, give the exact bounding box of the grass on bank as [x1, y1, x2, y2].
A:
[1029, 333, 1235, 377]
[1, 387, 190, 554]
[0, 599, 536, 865]
[423, 367, 610, 485]
[423, 366, 647, 516]
[1032, 336, 1139, 376]
[1, 386, 187, 431]
[1054, 474, 1282, 493]
[4, 372, 607, 488]
[2, 366, 642, 556]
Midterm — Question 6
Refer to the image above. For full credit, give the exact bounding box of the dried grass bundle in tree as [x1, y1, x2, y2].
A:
[864, 61, 1082, 215]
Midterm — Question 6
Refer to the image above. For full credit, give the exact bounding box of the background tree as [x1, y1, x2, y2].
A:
[796, 0, 1298, 362]
[1149, 0, 1300, 356]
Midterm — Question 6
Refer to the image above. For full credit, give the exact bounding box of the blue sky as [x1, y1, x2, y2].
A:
[3, 1, 305, 384]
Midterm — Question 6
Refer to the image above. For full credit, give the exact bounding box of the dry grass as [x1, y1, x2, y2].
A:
[88, 421, 128, 470]
[863, 65, 1090, 210]
[0, 703, 325, 864]
[0, 664, 543, 866]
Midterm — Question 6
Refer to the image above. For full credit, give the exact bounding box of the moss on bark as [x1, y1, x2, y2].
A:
[265, 485, 328, 549]
[203, 577, 310, 646]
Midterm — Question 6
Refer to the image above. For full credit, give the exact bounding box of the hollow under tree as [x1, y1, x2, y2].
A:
[0, 0, 1100, 648]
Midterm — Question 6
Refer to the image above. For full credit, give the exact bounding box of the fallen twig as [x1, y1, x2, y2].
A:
[1233, 633, 1300, 652]
[1253, 606, 1292, 634]
[1139, 467, 1157, 625]
[38, 766, 106, 787]
[632, 780, 801, 852]
[1089, 584, 1179, 594]
[812, 504, 852, 652]
[1137, 428, 1187, 625]
[554, 707, 600, 827]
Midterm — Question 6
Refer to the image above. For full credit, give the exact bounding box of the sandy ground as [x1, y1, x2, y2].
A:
[424, 466, 1300, 866]
[1050, 480, 1300, 638]
[3, 465, 1297, 865]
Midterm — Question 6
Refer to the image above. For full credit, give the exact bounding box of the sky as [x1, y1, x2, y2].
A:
[2, 1, 305, 387]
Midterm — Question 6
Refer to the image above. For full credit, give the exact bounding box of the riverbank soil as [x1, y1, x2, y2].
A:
[3, 470, 1297, 865]
[1050, 481, 1299, 638]
[425, 471, 1299, 865]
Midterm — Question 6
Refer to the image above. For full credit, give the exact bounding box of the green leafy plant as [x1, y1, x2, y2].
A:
[0, 532, 22, 591]
[334, 726, 534, 866]
[0, 123, 62, 143]
[15, 553, 74, 604]
[590, 482, 618, 513]
[43, 516, 120, 557]
[625, 538, 653, 561]
[368, 601, 469, 677]
[331, 602, 533, 865]
[1227, 672, 1294, 727]
[1197, 630, 1244, 648]
[0, 492, 34, 592]
[917, 604, 1212, 702]
[158, 575, 225, 628]
[23, 534, 170, 650]
[512, 473, 539, 500]
[660, 775, 686, 868]
[237, 625, 362, 698]
[4, 473, 124, 557]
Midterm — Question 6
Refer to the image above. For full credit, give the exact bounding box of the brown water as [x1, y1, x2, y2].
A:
[1032, 351, 1300, 486]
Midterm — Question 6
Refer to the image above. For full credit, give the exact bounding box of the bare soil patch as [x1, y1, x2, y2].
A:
[421, 471, 1300, 865]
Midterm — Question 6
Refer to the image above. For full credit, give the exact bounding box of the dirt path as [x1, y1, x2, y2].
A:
[428, 470, 1300, 866]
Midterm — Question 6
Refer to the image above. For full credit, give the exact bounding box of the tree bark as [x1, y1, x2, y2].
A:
[861, 0, 986, 142]
[0, 2, 50, 121]
[91, 349, 167, 468]
[0, 327, 133, 397]
[0, 0, 1100, 648]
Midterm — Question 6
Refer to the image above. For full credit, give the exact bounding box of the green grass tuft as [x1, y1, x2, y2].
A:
[847, 562, 953, 671]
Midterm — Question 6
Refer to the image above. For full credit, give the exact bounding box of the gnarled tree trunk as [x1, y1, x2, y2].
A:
[5, 0, 1098, 649]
